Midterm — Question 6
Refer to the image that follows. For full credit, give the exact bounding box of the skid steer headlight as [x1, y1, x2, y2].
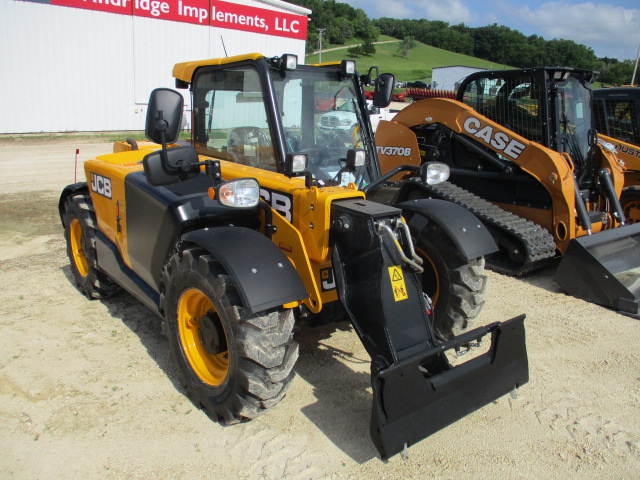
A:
[217, 178, 260, 208]
[421, 162, 450, 185]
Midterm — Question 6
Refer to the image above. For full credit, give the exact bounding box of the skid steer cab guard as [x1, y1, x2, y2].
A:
[60, 58, 529, 461]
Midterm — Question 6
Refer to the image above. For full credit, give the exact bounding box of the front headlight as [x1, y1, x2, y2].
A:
[217, 178, 260, 207]
[422, 162, 450, 185]
[341, 119, 353, 126]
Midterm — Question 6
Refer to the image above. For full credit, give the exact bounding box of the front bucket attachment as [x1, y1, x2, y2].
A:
[555, 223, 640, 315]
[371, 315, 528, 460]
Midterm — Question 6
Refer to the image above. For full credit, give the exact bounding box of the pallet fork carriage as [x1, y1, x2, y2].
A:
[59, 53, 528, 458]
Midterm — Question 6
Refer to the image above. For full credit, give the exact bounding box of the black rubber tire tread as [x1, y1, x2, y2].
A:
[63, 193, 120, 299]
[422, 181, 557, 276]
[620, 186, 640, 224]
[161, 246, 298, 425]
[415, 224, 488, 339]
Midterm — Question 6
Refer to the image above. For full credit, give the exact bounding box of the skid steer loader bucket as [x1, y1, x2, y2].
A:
[330, 198, 529, 459]
[555, 223, 640, 315]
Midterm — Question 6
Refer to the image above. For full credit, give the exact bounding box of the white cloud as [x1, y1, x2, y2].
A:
[345, 0, 472, 24]
[515, 2, 640, 60]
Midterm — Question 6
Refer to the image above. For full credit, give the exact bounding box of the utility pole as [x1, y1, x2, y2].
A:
[317, 28, 326, 64]
[632, 40, 640, 87]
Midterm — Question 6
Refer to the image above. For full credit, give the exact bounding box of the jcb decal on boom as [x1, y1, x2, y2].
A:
[320, 267, 336, 292]
[463, 116, 526, 160]
[91, 173, 112, 199]
[260, 187, 293, 222]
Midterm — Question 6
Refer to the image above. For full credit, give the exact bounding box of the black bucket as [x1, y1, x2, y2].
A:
[555, 223, 640, 315]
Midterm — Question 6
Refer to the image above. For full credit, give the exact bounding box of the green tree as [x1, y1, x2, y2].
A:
[545, 39, 598, 70]
[289, 0, 378, 46]
[347, 44, 365, 57]
[397, 36, 417, 58]
[600, 60, 636, 85]
[362, 39, 376, 56]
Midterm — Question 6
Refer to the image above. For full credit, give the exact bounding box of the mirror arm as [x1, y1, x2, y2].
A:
[156, 110, 170, 167]
[362, 165, 420, 194]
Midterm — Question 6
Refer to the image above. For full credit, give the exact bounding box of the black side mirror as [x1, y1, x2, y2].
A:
[143, 88, 200, 187]
[373, 73, 395, 108]
[145, 88, 184, 145]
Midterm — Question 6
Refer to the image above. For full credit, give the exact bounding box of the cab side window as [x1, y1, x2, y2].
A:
[192, 66, 277, 171]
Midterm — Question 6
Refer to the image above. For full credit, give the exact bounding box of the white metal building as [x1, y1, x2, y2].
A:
[431, 66, 487, 92]
[0, 0, 310, 133]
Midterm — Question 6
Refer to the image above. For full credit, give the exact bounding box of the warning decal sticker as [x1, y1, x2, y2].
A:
[388, 266, 408, 301]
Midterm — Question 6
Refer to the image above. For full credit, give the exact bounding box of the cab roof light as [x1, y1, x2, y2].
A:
[340, 60, 356, 77]
[273, 54, 298, 71]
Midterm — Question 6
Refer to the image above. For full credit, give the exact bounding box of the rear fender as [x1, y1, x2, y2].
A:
[58, 182, 88, 225]
[181, 227, 308, 314]
[398, 198, 497, 261]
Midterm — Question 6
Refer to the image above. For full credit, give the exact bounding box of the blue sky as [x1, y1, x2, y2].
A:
[342, 0, 640, 61]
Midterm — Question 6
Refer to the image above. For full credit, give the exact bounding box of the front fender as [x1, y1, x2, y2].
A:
[398, 198, 497, 261]
[58, 182, 88, 226]
[181, 227, 308, 314]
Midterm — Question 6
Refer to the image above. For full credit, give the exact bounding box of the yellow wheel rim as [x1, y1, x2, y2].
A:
[70, 218, 89, 278]
[177, 288, 229, 386]
[417, 247, 440, 306]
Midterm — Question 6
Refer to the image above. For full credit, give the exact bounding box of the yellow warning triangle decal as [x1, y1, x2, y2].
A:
[391, 268, 403, 282]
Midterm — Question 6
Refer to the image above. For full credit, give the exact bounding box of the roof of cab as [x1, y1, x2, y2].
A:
[172, 53, 265, 84]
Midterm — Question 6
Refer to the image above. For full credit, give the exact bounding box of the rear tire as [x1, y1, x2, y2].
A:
[620, 186, 640, 224]
[415, 224, 487, 339]
[162, 247, 298, 424]
[63, 193, 119, 299]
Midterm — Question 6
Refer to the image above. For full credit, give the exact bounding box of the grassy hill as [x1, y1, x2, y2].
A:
[305, 35, 510, 83]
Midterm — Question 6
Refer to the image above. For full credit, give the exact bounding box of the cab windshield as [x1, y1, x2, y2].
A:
[270, 65, 372, 187]
[191, 61, 372, 188]
[557, 75, 593, 170]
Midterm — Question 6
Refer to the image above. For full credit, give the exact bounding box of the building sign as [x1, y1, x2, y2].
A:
[18, 0, 308, 39]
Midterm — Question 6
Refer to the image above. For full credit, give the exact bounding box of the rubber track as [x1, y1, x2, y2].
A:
[420, 181, 557, 276]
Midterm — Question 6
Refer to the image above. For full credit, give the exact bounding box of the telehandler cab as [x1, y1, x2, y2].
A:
[59, 53, 528, 459]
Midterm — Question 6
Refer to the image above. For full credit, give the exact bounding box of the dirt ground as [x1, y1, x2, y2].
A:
[1, 141, 639, 480]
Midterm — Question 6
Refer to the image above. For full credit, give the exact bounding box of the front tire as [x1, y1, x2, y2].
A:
[162, 247, 298, 424]
[63, 193, 119, 299]
[415, 224, 487, 339]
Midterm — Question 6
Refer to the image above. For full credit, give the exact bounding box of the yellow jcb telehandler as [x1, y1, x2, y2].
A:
[58, 53, 528, 459]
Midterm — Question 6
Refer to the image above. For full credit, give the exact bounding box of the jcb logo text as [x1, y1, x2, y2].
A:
[91, 173, 112, 199]
[260, 187, 293, 222]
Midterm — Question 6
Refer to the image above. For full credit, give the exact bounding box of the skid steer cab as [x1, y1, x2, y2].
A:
[59, 53, 528, 459]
